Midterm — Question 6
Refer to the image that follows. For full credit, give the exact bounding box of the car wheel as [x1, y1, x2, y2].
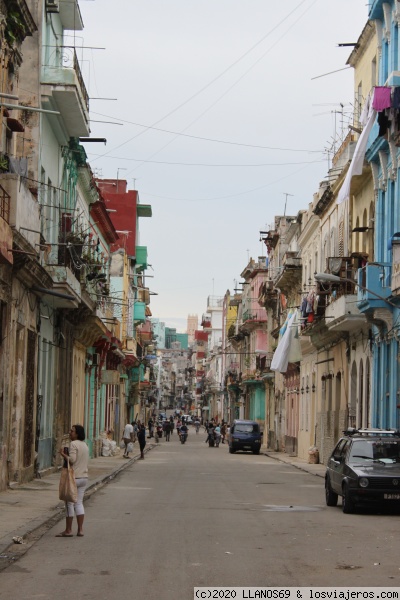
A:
[229, 446, 235, 454]
[342, 483, 355, 514]
[325, 477, 338, 507]
[253, 449, 260, 455]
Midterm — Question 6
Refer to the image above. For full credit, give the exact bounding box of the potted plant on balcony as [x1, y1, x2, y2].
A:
[0, 154, 10, 173]
[65, 231, 87, 258]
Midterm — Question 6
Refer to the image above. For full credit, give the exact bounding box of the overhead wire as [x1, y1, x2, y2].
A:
[89, 0, 313, 163]
[87, 113, 322, 154]
[85, 154, 324, 168]
[123, 0, 320, 179]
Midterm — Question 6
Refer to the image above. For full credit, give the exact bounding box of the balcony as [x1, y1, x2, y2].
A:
[134, 301, 146, 323]
[273, 252, 302, 295]
[2, 173, 40, 248]
[241, 369, 264, 385]
[43, 265, 81, 308]
[41, 48, 90, 138]
[58, 0, 84, 30]
[240, 308, 267, 332]
[357, 264, 392, 312]
[324, 294, 366, 332]
[135, 246, 148, 272]
[201, 313, 212, 329]
[207, 295, 224, 311]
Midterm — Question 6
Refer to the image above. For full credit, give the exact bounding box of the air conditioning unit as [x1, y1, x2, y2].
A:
[46, 0, 59, 13]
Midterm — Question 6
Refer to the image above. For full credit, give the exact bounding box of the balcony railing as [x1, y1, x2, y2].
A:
[242, 309, 267, 323]
[0, 184, 10, 223]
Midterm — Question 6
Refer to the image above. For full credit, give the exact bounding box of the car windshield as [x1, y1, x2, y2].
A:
[235, 424, 259, 433]
[349, 440, 400, 463]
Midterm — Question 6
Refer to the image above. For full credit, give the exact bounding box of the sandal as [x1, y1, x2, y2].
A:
[55, 532, 73, 537]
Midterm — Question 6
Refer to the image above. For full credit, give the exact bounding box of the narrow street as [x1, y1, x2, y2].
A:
[0, 429, 399, 599]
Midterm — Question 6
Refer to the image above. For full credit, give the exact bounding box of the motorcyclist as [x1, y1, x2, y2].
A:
[194, 418, 200, 433]
[180, 423, 188, 443]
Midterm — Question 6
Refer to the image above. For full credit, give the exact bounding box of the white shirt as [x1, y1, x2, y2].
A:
[123, 424, 134, 438]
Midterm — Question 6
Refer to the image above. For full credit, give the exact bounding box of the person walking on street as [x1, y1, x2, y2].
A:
[138, 423, 146, 459]
[170, 416, 174, 435]
[220, 422, 226, 444]
[57, 424, 89, 537]
[122, 421, 134, 458]
[165, 420, 171, 441]
[148, 418, 154, 438]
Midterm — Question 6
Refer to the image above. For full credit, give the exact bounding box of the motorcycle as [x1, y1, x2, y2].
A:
[180, 431, 188, 444]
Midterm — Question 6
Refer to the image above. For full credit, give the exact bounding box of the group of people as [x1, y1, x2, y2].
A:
[205, 420, 228, 447]
[122, 421, 147, 459]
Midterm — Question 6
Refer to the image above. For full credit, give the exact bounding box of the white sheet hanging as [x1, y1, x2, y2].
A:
[337, 92, 377, 205]
[270, 312, 302, 373]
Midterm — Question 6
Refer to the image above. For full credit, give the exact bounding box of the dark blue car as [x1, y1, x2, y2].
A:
[228, 419, 262, 455]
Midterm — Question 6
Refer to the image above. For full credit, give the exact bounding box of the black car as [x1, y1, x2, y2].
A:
[325, 428, 400, 513]
[228, 420, 262, 455]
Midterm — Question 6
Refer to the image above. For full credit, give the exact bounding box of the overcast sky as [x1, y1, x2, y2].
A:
[77, 0, 368, 332]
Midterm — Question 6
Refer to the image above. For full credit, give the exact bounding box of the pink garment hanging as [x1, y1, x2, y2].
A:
[372, 86, 392, 111]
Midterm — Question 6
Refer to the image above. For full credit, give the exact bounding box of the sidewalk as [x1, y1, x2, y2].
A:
[264, 450, 325, 478]
[0, 443, 154, 562]
[0, 445, 324, 565]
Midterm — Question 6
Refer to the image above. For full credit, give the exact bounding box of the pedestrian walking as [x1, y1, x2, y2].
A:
[132, 421, 138, 442]
[165, 420, 171, 441]
[138, 423, 146, 459]
[122, 421, 134, 458]
[57, 424, 89, 537]
[147, 418, 154, 438]
[220, 422, 226, 444]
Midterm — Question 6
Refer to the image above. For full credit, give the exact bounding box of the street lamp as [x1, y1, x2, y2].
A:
[314, 273, 398, 308]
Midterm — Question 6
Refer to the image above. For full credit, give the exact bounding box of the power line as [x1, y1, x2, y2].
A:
[88, 112, 322, 154]
[89, 0, 313, 163]
[86, 154, 324, 168]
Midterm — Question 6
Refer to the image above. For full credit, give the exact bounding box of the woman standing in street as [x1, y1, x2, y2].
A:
[57, 424, 89, 537]
[137, 423, 146, 459]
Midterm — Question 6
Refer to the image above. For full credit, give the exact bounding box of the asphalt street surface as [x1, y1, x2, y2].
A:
[1, 427, 400, 599]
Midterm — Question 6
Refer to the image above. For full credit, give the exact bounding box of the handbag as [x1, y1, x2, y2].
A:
[59, 458, 78, 503]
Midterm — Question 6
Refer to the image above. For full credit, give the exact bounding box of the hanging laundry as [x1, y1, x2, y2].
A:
[337, 91, 377, 205]
[359, 94, 371, 127]
[372, 86, 391, 111]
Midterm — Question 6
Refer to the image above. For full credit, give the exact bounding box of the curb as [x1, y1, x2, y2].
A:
[0, 444, 156, 564]
[263, 451, 325, 479]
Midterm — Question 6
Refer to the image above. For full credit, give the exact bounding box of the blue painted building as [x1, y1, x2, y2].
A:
[360, 0, 400, 428]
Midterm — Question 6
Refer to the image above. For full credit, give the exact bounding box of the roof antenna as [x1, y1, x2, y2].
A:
[283, 192, 294, 216]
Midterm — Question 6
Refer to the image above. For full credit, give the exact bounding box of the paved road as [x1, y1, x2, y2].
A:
[1, 428, 399, 599]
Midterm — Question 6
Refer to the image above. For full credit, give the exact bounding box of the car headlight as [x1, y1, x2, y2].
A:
[359, 477, 369, 488]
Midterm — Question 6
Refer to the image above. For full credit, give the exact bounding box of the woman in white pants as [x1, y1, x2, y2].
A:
[57, 424, 89, 537]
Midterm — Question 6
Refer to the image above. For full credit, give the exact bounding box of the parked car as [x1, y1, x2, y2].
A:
[325, 428, 400, 514]
[228, 419, 262, 455]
